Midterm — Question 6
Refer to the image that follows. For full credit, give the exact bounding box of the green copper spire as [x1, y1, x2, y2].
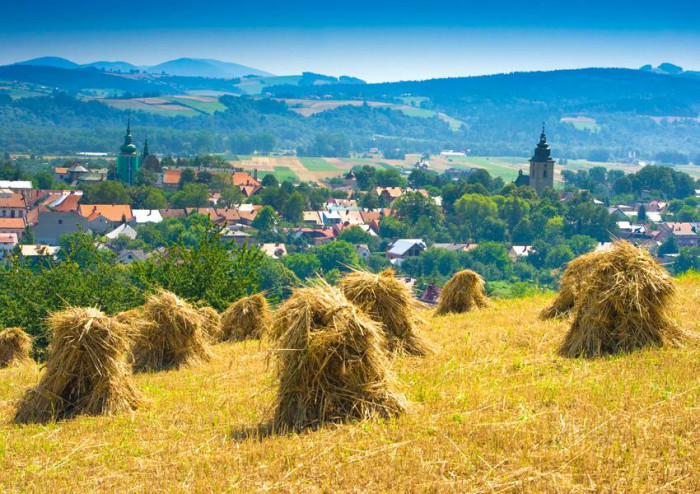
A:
[143, 138, 149, 158]
[120, 119, 137, 155]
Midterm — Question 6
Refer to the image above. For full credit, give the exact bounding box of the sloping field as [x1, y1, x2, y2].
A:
[1, 275, 700, 491]
[98, 95, 225, 116]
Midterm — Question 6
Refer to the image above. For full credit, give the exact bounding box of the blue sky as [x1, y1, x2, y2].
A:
[1, 0, 698, 82]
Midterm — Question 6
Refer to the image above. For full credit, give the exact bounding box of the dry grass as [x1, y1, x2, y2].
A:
[0, 327, 33, 367]
[540, 249, 605, 319]
[339, 268, 431, 355]
[1, 274, 700, 490]
[560, 241, 686, 358]
[221, 293, 271, 342]
[130, 290, 213, 372]
[13, 307, 141, 424]
[435, 269, 490, 315]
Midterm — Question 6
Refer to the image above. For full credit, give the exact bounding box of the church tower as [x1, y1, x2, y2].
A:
[116, 119, 140, 185]
[528, 124, 555, 195]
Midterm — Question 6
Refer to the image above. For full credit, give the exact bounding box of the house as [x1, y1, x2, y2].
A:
[79, 204, 133, 224]
[322, 210, 342, 226]
[375, 187, 403, 203]
[355, 244, 371, 259]
[0, 192, 28, 219]
[420, 284, 442, 305]
[115, 249, 147, 264]
[508, 245, 535, 260]
[0, 233, 18, 259]
[0, 181, 32, 191]
[291, 227, 336, 245]
[303, 211, 324, 227]
[337, 210, 364, 226]
[34, 210, 91, 245]
[105, 223, 138, 241]
[259, 242, 287, 259]
[657, 222, 698, 247]
[0, 217, 27, 236]
[20, 244, 60, 259]
[433, 243, 478, 252]
[53, 167, 71, 182]
[159, 209, 187, 220]
[221, 228, 252, 247]
[162, 169, 183, 190]
[232, 172, 262, 196]
[131, 209, 163, 225]
[38, 191, 82, 213]
[386, 239, 426, 263]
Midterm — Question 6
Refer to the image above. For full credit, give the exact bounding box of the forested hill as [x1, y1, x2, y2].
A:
[271, 68, 700, 116]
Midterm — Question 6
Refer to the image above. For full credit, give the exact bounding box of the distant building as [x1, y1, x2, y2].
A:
[514, 125, 555, 195]
[116, 120, 140, 185]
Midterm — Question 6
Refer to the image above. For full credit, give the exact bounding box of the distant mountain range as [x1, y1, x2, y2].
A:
[14, 56, 272, 78]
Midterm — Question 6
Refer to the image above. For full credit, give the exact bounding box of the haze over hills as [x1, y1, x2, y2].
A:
[12, 56, 273, 78]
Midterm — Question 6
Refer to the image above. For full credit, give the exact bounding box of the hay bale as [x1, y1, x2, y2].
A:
[339, 268, 431, 355]
[560, 241, 685, 358]
[270, 281, 406, 432]
[221, 293, 270, 341]
[0, 327, 33, 367]
[540, 250, 605, 319]
[435, 269, 490, 315]
[14, 307, 141, 424]
[198, 306, 223, 342]
[130, 290, 213, 372]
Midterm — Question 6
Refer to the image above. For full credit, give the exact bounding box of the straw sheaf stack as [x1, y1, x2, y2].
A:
[0, 327, 33, 367]
[270, 281, 406, 432]
[339, 268, 431, 355]
[539, 250, 606, 320]
[221, 293, 271, 341]
[435, 269, 490, 315]
[198, 306, 223, 342]
[560, 241, 686, 358]
[14, 307, 141, 424]
[130, 290, 213, 372]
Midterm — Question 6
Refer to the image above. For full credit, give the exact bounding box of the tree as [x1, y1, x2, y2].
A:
[282, 191, 306, 223]
[220, 186, 244, 207]
[314, 241, 358, 272]
[179, 168, 196, 189]
[282, 253, 321, 280]
[82, 181, 131, 205]
[32, 171, 55, 190]
[261, 174, 279, 187]
[637, 204, 647, 222]
[454, 193, 498, 240]
[675, 247, 700, 274]
[251, 205, 278, 232]
[393, 192, 441, 225]
[170, 183, 209, 208]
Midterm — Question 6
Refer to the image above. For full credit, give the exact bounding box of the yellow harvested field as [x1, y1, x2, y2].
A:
[1, 274, 700, 491]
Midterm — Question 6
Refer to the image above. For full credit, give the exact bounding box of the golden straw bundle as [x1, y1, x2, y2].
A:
[540, 250, 605, 319]
[14, 307, 141, 423]
[198, 306, 223, 342]
[0, 327, 33, 367]
[130, 290, 212, 372]
[270, 281, 406, 432]
[339, 268, 431, 355]
[435, 269, 490, 315]
[560, 241, 685, 358]
[221, 293, 270, 341]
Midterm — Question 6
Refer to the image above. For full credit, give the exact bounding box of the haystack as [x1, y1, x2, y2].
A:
[0, 327, 33, 367]
[221, 293, 270, 341]
[339, 268, 431, 355]
[434, 269, 490, 315]
[560, 241, 685, 358]
[130, 290, 212, 372]
[14, 307, 141, 424]
[540, 250, 605, 319]
[198, 306, 223, 342]
[270, 281, 406, 432]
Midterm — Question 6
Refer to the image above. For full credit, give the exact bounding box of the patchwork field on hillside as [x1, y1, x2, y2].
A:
[2, 275, 700, 491]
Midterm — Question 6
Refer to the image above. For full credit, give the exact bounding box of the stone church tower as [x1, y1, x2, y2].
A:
[528, 125, 555, 195]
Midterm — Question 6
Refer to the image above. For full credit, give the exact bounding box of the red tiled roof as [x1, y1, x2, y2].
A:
[79, 204, 133, 223]
[232, 172, 260, 187]
[163, 169, 183, 185]
[159, 209, 187, 219]
[0, 193, 27, 209]
[0, 218, 26, 229]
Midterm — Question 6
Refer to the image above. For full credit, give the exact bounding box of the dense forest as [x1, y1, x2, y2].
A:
[1, 67, 700, 160]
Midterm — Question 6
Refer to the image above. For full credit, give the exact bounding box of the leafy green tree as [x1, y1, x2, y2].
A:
[675, 247, 700, 274]
[314, 240, 358, 272]
[261, 174, 279, 187]
[393, 192, 441, 225]
[32, 171, 56, 189]
[179, 168, 196, 189]
[282, 191, 306, 223]
[82, 181, 131, 204]
[170, 183, 209, 208]
[282, 252, 321, 280]
[252, 205, 278, 232]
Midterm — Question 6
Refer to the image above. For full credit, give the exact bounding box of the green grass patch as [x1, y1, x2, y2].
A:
[166, 97, 227, 114]
[272, 166, 299, 182]
[298, 158, 339, 172]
